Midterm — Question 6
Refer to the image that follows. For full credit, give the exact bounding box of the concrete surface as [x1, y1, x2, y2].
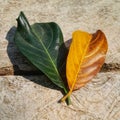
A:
[0, 0, 120, 74]
[0, 0, 120, 120]
[0, 73, 120, 120]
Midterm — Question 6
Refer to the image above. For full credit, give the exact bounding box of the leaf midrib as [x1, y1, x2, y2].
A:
[31, 27, 62, 81]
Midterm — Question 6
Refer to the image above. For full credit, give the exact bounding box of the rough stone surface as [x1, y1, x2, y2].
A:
[0, 0, 120, 73]
[0, 0, 120, 120]
[0, 73, 120, 120]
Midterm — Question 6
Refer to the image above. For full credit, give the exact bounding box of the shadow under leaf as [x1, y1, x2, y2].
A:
[6, 26, 73, 95]
[6, 26, 62, 91]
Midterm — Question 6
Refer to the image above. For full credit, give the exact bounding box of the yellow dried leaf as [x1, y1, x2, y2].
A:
[61, 30, 108, 102]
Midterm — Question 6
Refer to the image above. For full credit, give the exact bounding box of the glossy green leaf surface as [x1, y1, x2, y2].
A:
[14, 12, 68, 90]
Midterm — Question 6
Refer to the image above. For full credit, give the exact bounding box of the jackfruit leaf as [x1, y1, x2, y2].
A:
[14, 12, 68, 93]
[61, 30, 108, 101]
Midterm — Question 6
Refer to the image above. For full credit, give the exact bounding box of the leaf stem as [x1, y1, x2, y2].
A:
[62, 88, 71, 105]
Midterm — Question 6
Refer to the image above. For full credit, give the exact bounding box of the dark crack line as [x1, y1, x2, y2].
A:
[0, 63, 120, 76]
[101, 63, 120, 72]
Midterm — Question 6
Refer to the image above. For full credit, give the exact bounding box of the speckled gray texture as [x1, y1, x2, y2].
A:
[0, 73, 120, 120]
[0, 0, 120, 70]
[0, 0, 120, 120]
[0, 0, 120, 62]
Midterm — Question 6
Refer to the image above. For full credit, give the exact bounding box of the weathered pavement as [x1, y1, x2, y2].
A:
[0, 0, 120, 120]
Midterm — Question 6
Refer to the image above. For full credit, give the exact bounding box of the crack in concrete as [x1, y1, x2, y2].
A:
[101, 63, 120, 72]
[0, 63, 120, 76]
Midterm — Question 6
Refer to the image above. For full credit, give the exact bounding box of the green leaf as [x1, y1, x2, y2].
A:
[14, 12, 68, 90]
